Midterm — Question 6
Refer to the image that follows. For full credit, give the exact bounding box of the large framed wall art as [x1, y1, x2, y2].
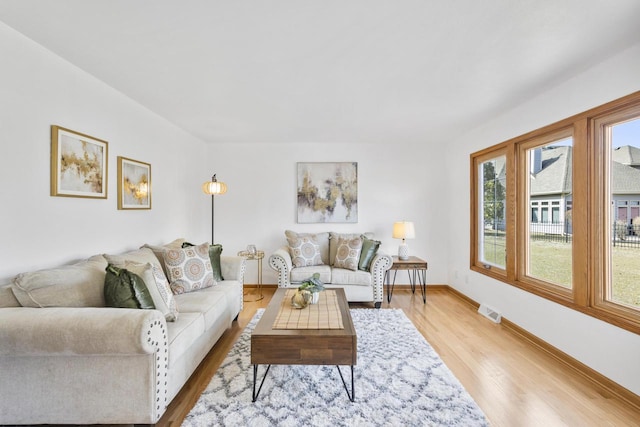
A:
[117, 156, 151, 210]
[50, 126, 108, 198]
[297, 162, 358, 223]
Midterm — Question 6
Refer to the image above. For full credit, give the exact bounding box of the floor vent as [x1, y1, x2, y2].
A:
[478, 303, 502, 323]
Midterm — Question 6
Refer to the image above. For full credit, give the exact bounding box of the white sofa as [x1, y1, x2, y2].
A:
[269, 231, 392, 308]
[0, 240, 245, 425]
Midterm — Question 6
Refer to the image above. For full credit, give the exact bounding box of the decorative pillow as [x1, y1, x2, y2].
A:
[285, 230, 330, 264]
[333, 236, 363, 271]
[104, 264, 155, 309]
[125, 262, 178, 321]
[329, 232, 373, 266]
[104, 248, 164, 278]
[181, 241, 224, 281]
[141, 238, 187, 278]
[208, 244, 224, 282]
[287, 234, 323, 268]
[163, 242, 215, 294]
[359, 235, 381, 271]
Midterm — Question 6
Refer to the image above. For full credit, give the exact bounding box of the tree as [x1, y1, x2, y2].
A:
[483, 161, 505, 229]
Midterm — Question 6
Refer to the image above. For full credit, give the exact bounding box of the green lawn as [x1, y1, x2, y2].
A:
[483, 237, 640, 308]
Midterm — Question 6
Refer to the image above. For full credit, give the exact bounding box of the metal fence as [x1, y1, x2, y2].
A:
[529, 221, 640, 248]
[613, 222, 640, 248]
[529, 220, 572, 244]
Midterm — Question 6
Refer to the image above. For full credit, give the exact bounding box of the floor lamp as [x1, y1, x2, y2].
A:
[202, 174, 227, 244]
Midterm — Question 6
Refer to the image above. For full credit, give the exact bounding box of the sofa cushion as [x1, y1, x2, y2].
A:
[329, 232, 373, 266]
[173, 285, 229, 331]
[333, 236, 363, 271]
[163, 243, 215, 294]
[287, 234, 324, 268]
[140, 238, 187, 278]
[11, 255, 108, 308]
[331, 267, 372, 286]
[104, 264, 155, 309]
[0, 283, 20, 307]
[290, 265, 332, 284]
[359, 235, 381, 271]
[165, 312, 205, 368]
[125, 262, 178, 321]
[285, 230, 330, 264]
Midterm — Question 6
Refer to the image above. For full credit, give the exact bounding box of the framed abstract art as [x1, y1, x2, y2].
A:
[50, 125, 108, 199]
[117, 156, 151, 210]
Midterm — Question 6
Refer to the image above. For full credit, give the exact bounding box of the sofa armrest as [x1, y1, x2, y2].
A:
[0, 307, 167, 356]
[0, 306, 170, 424]
[269, 247, 293, 287]
[370, 251, 393, 304]
[221, 255, 246, 283]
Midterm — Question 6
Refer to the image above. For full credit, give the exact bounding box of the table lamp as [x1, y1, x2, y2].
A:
[393, 221, 415, 260]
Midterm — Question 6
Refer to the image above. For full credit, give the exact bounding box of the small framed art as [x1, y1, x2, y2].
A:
[50, 125, 108, 198]
[117, 156, 151, 210]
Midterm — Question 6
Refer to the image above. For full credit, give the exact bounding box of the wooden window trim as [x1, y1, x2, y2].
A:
[470, 90, 640, 335]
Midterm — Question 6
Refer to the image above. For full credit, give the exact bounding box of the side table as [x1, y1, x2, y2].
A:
[385, 256, 428, 304]
[237, 250, 264, 302]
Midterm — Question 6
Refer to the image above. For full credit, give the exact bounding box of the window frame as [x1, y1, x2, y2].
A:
[470, 146, 513, 281]
[470, 91, 640, 334]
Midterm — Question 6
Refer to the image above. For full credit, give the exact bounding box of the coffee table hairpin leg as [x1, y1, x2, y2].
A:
[252, 364, 271, 402]
[336, 365, 355, 402]
[252, 364, 355, 402]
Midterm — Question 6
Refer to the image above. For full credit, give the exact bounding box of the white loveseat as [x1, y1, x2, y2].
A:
[269, 231, 392, 308]
[0, 239, 245, 425]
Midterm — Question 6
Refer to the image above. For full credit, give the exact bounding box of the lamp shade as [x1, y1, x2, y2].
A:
[392, 221, 415, 240]
[202, 179, 227, 195]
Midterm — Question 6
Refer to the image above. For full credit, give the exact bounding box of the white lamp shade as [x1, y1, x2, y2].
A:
[202, 180, 227, 195]
[392, 221, 415, 240]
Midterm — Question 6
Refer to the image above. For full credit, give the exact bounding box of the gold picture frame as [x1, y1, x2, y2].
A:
[51, 126, 108, 198]
[117, 156, 151, 210]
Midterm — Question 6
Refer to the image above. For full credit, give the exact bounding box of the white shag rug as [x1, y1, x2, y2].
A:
[183, 308, 489, 427]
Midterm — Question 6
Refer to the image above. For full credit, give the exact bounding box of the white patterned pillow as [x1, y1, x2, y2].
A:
[333, 236, 363, 271]
[287, 235, 323, 268]
[162, 242, 215, 294]
[125, 262, 178, 322]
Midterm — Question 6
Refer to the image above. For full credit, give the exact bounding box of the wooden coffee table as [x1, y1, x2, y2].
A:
[251, 288, 357, 401]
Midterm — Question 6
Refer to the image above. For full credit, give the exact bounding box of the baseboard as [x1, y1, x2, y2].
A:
[444, 285, 640, 412]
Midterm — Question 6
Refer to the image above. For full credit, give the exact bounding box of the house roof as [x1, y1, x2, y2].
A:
[530, 146, 572, 196]
[612, 160, 640, 194]
[532, 145, 640, 196]
[612, 145, 640, 166]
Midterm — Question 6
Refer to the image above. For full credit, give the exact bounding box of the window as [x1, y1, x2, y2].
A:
[595, 112, 640, 320]
[471, 148, 511, 278]
[471, 91, 640, 334]
[522, 133, 573, 292]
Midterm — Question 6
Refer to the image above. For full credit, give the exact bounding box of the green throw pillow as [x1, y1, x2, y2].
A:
[104, 264, 155, 309]
[208, 244, 224, 281]
[358, 235, 381, 271]
[183, 242, 224, 281]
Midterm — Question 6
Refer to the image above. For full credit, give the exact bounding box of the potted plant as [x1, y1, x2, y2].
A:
[298, 273, 325, 304]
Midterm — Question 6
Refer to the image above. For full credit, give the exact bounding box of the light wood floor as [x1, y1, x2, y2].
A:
[157, 287, 640, 427]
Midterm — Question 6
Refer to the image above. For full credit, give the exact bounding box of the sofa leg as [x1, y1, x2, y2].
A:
[374, 302, 381, 309]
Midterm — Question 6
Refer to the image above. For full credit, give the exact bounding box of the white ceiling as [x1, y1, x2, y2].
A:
[1, 0, 639, 144]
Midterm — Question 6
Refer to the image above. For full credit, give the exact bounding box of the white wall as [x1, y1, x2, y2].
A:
[0, 22, 208, 283]
[205, 142, 448, 286]
[446, 43, 640, 395]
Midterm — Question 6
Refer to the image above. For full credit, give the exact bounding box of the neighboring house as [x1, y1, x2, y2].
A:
[612, 145, 640, 225]
[530, 146, 572, 235]
[531, 145, 640, 235]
